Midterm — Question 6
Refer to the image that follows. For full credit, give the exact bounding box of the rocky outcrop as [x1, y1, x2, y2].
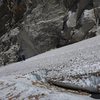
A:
[0, 1, 11, 36]
[0, 0, 33, 37]
[60, 0, 100, 44]
[0, 28, 20, 66]
[18, 3, 65, 57]
[0, 0, 65, 65]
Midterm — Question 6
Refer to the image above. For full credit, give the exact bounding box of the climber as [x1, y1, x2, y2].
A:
[22, 54, 25, 60]
[17, 54, 26, 61]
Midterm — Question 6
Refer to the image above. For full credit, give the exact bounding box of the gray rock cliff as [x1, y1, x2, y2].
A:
[0, 0, 100, 66]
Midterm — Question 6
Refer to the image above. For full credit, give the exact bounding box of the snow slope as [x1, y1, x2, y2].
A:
[0, 73, 96, 100]
[0, 36, 100, 99]
[0, 36, 100, 76]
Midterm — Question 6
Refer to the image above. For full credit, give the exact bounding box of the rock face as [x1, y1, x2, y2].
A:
[0, 0, 65, 65]
[61, 0, 100, 44]
[0, 0, 11, 36]
[0, 0, 100, 66]
[0, 28, 20, 66]
[18, 2, 65, 58]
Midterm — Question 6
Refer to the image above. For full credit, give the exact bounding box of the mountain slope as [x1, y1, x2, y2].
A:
[0, 36, 100, 77]
[0, 36, 100, 99]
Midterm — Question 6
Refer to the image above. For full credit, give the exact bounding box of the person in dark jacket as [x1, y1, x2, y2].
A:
[17, 53, 26, 62]
[21, 54, 25, 60]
